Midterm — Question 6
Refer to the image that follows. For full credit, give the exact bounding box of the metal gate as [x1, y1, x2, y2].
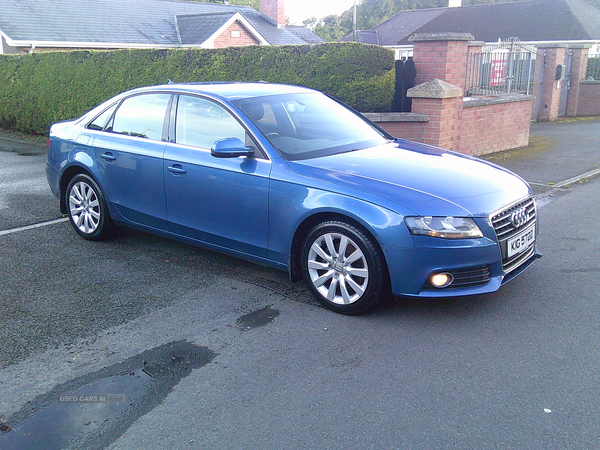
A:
[391, 58, 416, 112]
[465, 38, 537, 97]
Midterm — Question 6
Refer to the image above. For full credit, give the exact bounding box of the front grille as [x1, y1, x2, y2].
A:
[424, 266, 491, 290]
[490, 196, 537, 272]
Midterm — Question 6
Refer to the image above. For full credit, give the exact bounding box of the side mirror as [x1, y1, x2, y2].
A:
[211, 138, 254, 158]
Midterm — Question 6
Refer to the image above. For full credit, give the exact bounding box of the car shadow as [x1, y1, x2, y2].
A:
[103, 227, 514, 320]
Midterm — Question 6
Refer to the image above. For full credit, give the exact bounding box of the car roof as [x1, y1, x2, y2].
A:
[134, 82, 316, 101]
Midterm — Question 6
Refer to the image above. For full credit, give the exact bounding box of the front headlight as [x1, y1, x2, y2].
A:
[405, 216, 483, 239]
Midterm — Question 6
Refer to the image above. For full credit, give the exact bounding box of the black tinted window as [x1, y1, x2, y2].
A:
[112, 94, 171, 141]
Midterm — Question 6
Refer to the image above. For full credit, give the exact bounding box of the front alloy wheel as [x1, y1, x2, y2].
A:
[301, 221, 387, 315]
[66, 174, 114, 240]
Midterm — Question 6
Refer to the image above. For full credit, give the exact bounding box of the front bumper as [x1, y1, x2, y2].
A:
[383, 237, 540, 299]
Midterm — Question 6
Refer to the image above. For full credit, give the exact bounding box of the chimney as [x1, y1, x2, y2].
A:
[260, 0, 286, 28]
[448, 0, 462, 6]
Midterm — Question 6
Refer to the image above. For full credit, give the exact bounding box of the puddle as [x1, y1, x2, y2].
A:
[0, 340, 216, 450]
[237, 305, 280, 331]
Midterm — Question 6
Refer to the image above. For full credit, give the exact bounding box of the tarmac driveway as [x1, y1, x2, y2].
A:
[1, 118, 600, 449]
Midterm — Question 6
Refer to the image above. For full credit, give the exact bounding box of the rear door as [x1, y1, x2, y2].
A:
[164, 95, 271, 258]
[92, 93, 171, 230]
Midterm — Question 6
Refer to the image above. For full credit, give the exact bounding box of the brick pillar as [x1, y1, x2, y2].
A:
[565, 45, 591, 116]
[536, 45, 567, 122]
[409, 32, 474, 89]
[408, 79, 463, 152]
[468, 41, 484, 55]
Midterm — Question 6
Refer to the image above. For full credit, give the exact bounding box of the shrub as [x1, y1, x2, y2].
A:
[0, 43, 395, 135]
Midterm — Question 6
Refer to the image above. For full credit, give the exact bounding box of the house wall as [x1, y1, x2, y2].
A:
[1, 35, 20, 54]
[213, 22, 260, 48]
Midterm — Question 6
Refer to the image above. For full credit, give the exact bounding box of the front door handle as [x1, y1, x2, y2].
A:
[101, 152, 116, 162]
[167, 164, 187, 175]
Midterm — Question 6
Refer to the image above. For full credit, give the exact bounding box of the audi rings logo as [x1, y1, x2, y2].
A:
[511, 207, 528, 229]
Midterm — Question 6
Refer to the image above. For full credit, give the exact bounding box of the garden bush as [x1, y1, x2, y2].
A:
[0, 43, 395, 135]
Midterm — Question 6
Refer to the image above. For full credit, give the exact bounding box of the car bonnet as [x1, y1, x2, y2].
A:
[286, 140, 531, 218]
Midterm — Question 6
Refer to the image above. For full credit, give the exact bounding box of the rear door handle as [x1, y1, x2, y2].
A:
[167, 164, 187, 175]
[101, 152, 116, 162]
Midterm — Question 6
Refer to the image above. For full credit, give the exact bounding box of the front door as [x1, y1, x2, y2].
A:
[164, 95, 270, 258]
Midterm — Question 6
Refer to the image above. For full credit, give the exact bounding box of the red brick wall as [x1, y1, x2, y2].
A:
[576, 82, 600, 116]
[372, 98, 532, 156]
[213, 22, 260, 48]
[374, 122, 426, 142]
[460, 99, 533, 156]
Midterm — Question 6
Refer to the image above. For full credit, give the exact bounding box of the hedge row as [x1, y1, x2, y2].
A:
[0, 43, 395, 135]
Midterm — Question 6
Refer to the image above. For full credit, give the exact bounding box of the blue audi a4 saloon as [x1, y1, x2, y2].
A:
[46, 82, 540, 314]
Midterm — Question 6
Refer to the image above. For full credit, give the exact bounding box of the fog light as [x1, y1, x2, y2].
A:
[429, 272, 454, 288]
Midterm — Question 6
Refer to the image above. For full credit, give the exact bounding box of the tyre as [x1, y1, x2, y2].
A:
[65, 173, 115, 241]
[301, 221, 387, 315]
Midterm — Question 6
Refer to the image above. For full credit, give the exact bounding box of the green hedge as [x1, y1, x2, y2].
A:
[0, 43, 395, 135]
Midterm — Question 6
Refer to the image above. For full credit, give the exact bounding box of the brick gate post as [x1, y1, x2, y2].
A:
[408, 79, 463, 152]
[407, 33, 473, 152]
[409, 32, 474, 88]
[565, 45, 591, 117]
[536, 45, 567, 122]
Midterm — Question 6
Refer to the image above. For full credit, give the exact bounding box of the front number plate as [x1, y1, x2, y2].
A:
[507, 224, 536, 258]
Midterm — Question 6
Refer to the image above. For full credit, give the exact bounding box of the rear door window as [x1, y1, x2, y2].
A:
[111, 94, 171, 141]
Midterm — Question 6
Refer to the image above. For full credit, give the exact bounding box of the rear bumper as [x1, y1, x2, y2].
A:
[46, 162, 61, 199]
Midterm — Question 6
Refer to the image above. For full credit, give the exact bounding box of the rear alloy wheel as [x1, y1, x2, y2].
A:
[301, 221, 387, 315]
[66, 174, 115, 240]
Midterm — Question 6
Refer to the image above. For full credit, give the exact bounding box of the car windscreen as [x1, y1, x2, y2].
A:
[234, 93, 390, 161]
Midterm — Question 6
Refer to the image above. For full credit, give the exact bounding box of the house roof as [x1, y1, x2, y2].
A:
[286, 26, 326, 45]
[352, 31, 380, 45]
[357, 0, 600, 46]
[0, 0, 322, 49]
